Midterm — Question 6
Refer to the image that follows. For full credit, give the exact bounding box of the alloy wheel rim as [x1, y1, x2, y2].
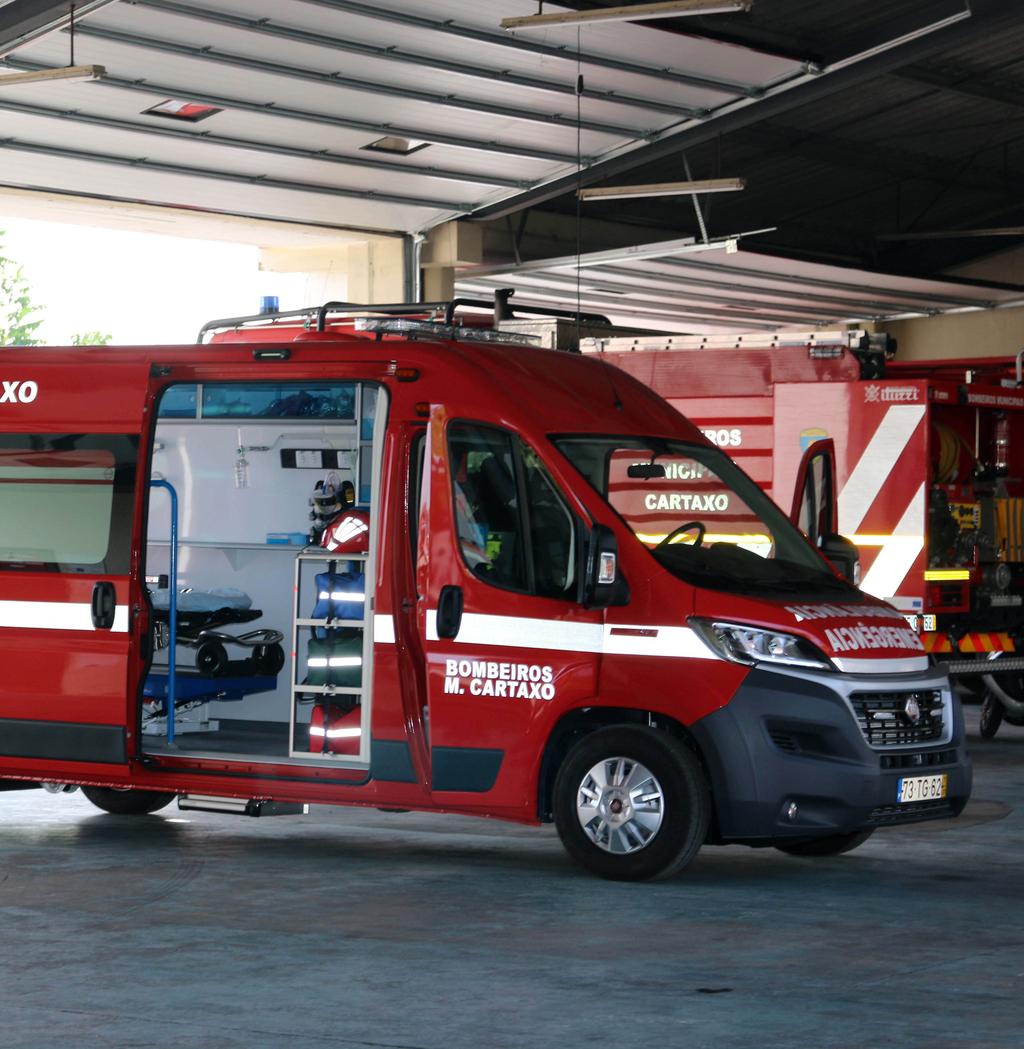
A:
[576, 756, 665, 854]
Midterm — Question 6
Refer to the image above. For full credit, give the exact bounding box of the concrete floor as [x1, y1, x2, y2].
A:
[1, 709, 1022, 1049]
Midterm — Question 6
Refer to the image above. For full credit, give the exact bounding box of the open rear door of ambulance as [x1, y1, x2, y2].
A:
[0, 356, 154, 782]
[790, 437, 859, 584]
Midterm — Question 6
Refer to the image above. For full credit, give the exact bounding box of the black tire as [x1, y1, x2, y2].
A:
[774, 828, 875, 857]
[253, 642, 285, 676]
[195, 639, 228, 676]
[82, 786, 176, 815]
[553, 726, 710, 881]
[980, 694, 1004, 739]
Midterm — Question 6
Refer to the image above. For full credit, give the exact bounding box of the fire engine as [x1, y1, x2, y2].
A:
[0, 301, 970, 880]
[591, 329, 1024, 738]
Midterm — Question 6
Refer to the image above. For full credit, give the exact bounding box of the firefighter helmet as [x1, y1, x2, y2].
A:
[320, 509, 371, 554]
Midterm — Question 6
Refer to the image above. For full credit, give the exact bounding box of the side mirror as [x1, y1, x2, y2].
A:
[581, 523, 631, 608]
[820, 532, 860, 585]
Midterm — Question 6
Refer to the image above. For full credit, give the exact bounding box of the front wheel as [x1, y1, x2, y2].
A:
[774, 828, 874, 857]
[81, 786, 176, 815]
[979, 694, 1004, 739]
[553, 726, 710, 881]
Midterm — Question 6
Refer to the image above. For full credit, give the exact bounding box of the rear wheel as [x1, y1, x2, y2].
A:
[81, 786, 176, 815]
[553, 726, 710, 881]
[979, 694, 1004, 739]
[195, 639, 228, 676]
[774, 828, 874, 857]
[253, 642, 285, 676]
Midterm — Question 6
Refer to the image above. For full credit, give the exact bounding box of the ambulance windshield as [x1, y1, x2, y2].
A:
[554, 436, 851, 595]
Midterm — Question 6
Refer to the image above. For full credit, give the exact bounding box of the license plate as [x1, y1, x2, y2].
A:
[897, 773, 948, 804]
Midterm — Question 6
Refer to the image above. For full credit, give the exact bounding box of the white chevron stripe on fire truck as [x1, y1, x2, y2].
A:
[859, 483, 925, 601]
[837, 404, 926, 603]
[838, 405, 925, 534]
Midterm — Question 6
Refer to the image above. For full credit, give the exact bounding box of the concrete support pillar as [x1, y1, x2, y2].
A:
[422, 266, 455, 301]
[420, 220, 482, 302]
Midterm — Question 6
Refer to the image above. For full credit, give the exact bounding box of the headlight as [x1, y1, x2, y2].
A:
[691, 619, 834, 671]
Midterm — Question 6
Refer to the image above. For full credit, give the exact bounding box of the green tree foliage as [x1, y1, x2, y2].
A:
[0, 232, 44, 345]
[71, 331, 113, 346]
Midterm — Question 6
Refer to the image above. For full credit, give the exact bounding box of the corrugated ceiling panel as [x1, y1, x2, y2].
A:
[0, 0, 817, 233]
[456, 243, 1024, 333]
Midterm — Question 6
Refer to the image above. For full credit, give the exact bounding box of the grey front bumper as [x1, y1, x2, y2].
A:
[688, 664, 972, 844]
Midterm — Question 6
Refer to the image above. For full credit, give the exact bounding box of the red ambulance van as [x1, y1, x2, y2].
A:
[0, 302, 970, 880]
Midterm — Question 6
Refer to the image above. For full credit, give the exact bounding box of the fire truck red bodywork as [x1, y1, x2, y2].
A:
[601, 331, 1024, 662]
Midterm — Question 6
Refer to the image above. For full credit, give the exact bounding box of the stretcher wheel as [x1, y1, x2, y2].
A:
[253, 642, 285, 676]
[82, 786, 176, 815]
[195, 639, 228, 677]
[979, 694, 1003, 739]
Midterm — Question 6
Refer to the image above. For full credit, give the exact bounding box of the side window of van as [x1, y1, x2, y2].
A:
[0, 433, 137, 573]
[448, 423, 575, 600]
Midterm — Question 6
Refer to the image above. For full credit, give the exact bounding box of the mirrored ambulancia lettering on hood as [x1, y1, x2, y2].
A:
[785, 603, 925, 654]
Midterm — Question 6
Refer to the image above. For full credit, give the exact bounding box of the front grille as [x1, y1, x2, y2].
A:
[849, 690, 945, 748]
[867, 799, 953, 825]
[879, 749, 957, 770]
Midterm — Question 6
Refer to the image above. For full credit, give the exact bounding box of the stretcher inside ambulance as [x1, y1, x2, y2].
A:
[0, 301, 970, 880]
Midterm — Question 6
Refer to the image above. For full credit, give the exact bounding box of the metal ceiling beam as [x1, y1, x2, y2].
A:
[132, 0, 704, 121]
[589, 263, 941, 313]
[0, 56, 576, 166]
[70, 24, 635, 141]
[0, 137, 470, 213]
[455, 281, 786, 330]
[467, 264, 887, 320]
[470, 238, 1015, 310]
[0, 97, 527, 189]
[463, 236, 780, 274]
[658, 255, 1001, 309]
[0, 0, 114, 57]
[460, 271, 845, 323]
[295, 0, 766, 98]
[470, 0, 1020, 220]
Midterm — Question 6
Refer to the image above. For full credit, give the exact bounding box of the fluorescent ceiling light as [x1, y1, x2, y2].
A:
[0, 64, 105, 87]
[579, 178, 746, 201]
[144, 99, 222, 122]
[501, 1, 751, 30]
[361, 135, 429, 156]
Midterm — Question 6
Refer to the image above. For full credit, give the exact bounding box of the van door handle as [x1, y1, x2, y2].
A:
[436, 585, 463, 640]
[91, 581, 116, 630]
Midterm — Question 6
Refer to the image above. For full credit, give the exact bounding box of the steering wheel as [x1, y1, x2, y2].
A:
[657, 521, 706, 549]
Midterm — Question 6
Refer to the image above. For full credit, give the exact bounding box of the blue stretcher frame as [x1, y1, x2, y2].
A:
[149, 480, 179, 744]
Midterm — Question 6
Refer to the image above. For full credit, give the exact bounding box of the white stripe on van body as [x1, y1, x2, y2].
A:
[373, 614, 396, 643]
[424, 610, 718, 660]
[0, 600, 128, 632]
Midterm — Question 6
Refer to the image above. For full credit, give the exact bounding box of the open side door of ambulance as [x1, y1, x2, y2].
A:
[0, 358, 156, 782]
[790, 437, 859, 585]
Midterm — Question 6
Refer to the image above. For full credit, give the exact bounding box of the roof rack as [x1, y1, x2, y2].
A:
[197, 289, 610, 344]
